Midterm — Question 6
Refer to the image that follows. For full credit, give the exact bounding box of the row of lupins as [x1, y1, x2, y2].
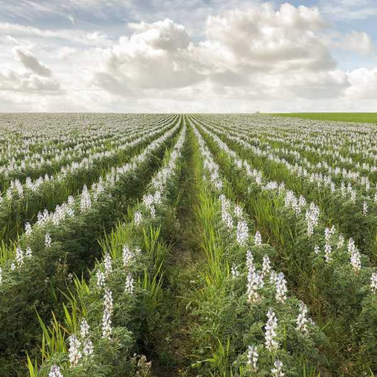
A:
[196, 116, 377, 262]
[0, 115, 176, 189]
[32, 125, 187, 376]
[190, 115, 377, 374]
[189, 120, 327, 375]
[0, 116, 178, 244]
[0, 116, 183, 376]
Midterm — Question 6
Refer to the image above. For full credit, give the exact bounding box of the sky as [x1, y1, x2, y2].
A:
[0, 0, 377, 113]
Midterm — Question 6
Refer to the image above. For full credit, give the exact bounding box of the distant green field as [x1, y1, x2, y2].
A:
[271, 113, 377, 124]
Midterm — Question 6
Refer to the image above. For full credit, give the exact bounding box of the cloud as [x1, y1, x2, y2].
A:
[13, 47, 51, 76]
[93, 18, 203, 92]
[93, 4, 343, 99]
[325, 30, 375, 53]
[345, 67, 377, 99]
[320, 0, 377, 20]
[0, 2, 376, 112]
[0, 22, 113, 47]
[339, 31, 374, 53]
[0, 47, 62, 94]
[198, 3, 334, 75]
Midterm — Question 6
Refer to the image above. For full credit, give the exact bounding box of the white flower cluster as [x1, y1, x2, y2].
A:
[80, 185, 91, 212]
[134, 211, 142, 227]
[49, 365, 63, 377]
[275, 272, 287, 303]
[104, 252, 112, 276]
[80, 318, 94, 357]
[271, 360, 284, 377]
[125, 273, 134, 294]
[45, 232, 52, 248]
[285, 190, 306, 216]
[220, 196, 234, 231]
[254, 231, 262, 246]
[247, 345, 258, 371]
[265, 309, 279, 351]
[305, 203, 320, 237]
[246, 252, 264, 304]
[123, 245, 134, 267]
[348, 238, 361, 272]
[262, 255, 271, 275]
[102, 287, 113, 340]
[296, 301, 309, 335]
[371, 273, 377, 294]
[231, 264, 240, 278]
[236, 220, 249, 247]
[68, 335, 82, 367]
[363, 201, 368, 216]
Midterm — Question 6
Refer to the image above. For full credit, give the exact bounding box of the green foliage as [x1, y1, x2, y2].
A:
[271, 113, 377, 124]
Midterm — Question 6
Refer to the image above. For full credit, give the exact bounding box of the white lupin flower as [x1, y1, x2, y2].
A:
[254, 231, 262, 246]
[271, 360, 284, 377]
[80, 185, 91, 212]
[11, 263, 16, 271]
[80, 319, 90, 339]
[45, 232, 52, 248]
[83, 338, 94, 357]
[102, 288, 113, 340]
[236, 220, 249, 247]
[348, 238, 361, 272]
[15, 247, 24, 267]
[104, 253, 112, 276]
[305, 203, 320, 237]
[324, 226, 335, 243]
[231, 264, 239, 278]
[125, 273, 134, 294]
[265, 309, 279, 351]
[150, 205, 156, 219]
[246, 250, 254, 271]
[296, 301, 309, 335]
[348, 238, 356, 254]
[26, 247, 32, 258]
[314, 245, 320, 254]
[371, 273, 377, 294]
[134, 211, 142, 226]
[96, 270, 105, 288]
[275, 272, 287, 303]
[49, 365, 63, 377]
[222, 209, 234, 231]
[68, 335, 82, 366]
[142, 194, 154, 209]
[25, 222, 32, 236]
[350, 190, 356, 203]
[102, 307, 112, 340]
[270, 270, 277, 284]
[104, 287, 113, 312]
[247, 269, 264, 304]
[363, 201, 368, 216]
[262, 255, 271, 275]
[247, 345, 258, 371]
[324, 243, 332, 263]
[122, 245, 133, 267]
[234, 205, 243, 218]
[350, 250, 361, 273]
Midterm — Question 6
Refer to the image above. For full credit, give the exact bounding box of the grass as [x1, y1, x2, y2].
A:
[270, 113, 377, 124]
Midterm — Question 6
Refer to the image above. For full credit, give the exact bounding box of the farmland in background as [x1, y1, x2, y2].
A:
[272, 112, 377, 123]
[1, 113, 377, 377]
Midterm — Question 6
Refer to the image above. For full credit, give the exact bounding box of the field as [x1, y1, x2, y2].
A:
[272, 113, 377, 124]
[1, 113, 377, 377]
